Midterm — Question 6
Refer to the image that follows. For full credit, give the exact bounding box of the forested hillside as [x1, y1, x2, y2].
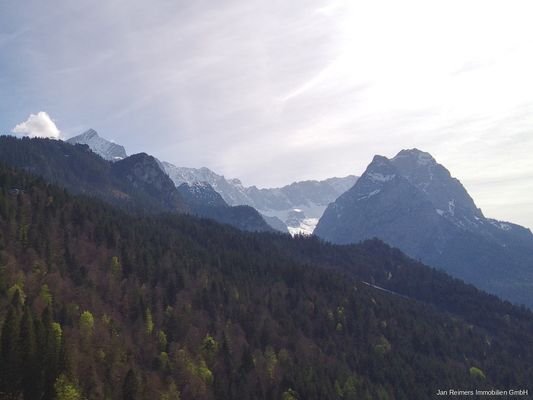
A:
[0, 136, 272, 233]
[0, 136, 187, 214]
[1, 164, 533, 400]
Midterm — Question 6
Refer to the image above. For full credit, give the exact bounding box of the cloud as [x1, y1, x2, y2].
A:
[12, 112, 61, 139]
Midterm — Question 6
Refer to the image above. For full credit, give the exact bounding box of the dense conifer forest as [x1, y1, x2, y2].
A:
[1, 164, 533, 399]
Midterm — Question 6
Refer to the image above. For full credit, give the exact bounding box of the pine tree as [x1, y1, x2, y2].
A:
[19, 307, 41, 399]
[122, 369, 140, 400]
[0, 306, 21, 397]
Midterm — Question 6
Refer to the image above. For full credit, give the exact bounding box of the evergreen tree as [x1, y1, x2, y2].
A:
[19, 307, 41, 399]
[0, 306, 21, 397]
[122, 369, 140, 400]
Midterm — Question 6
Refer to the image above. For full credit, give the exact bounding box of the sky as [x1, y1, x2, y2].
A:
[1, 0, 532, 228]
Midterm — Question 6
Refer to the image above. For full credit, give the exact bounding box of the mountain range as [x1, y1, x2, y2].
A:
[2, 132, 533, 398]
[66, 130, 356, 233]
[31, 130, 533, 308]
[161, 162, 357, 235]
[0, 135, 272, 233]
[315, 149, 533, 307]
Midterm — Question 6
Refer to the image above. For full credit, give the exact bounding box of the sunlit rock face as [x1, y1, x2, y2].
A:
[67, 129, 127, 161]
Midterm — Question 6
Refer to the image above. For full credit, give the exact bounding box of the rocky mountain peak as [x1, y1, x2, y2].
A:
[315, 149, 533, 307]
[390, 149, 483, 220]
[160, 161, 357, 234]
[364, 155, 397, 180]
[177, 181, 228, 209]
[113, 153, 182, 207]
[79, 128, 99, 140]
[392, 148, 436, 166]
[66, 129, 127, 161]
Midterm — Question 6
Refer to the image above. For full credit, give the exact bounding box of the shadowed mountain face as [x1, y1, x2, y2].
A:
[315, 149, 533, 307]
[112, 152, 187, 213]
[176, 182, 275, 232]
[0, 135, 187, 214]
[0, 136, 272, 232]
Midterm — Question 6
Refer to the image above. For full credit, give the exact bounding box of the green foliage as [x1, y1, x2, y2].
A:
[145, 307, 154, 335]
[52, 321, 63, 347]
[158, 351, 169, 370]
[111, 255, 122, 277]
[158, 330, 168, 352]
[265, 346, 278, 380]
[282, 388, 299, 400]
[55, 374, 83, 400]
[342, 376, 361, 400]
[79, 311, 95, 336]
[201, 334, 218, 358]
[469, 366, 486, 380]
[374, 336, 392, 355]
[40, 283, 53, 306]
[160, 382, 181, 400]
[7, 283, 25, 305]
[196, 360, 213, 385]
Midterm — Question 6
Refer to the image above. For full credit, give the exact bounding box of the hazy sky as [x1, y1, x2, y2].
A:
[1, 0, 532, 228]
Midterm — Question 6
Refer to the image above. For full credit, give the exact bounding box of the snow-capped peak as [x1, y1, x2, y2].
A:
[66, 129, 127, 162]
[77, 128, 99, 140]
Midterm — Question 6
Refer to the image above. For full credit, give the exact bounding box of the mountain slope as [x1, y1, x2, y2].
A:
[161, 161, 357, 233]
[62, 134, 355, 234]
[0, 135, 188, 214]
[161, 162, 252, 205]
[66, 129, 127, 161]
[176, 182, 275, 232]
[1, 164, 533, 399]
[0, 136, 273, 232]
[315, 149, 533, 307]
[112, 152, 187, 212]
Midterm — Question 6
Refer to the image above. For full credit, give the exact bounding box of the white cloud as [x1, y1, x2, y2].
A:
[12, 112, 61, 139]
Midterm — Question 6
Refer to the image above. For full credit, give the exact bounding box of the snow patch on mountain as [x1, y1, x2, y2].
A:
[288, 218, 319, 236]
[367, 172, 395, 183]
[448, 199, 456, 216]
[358, 189, 381, 201]
[489, 219, 512, 231]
